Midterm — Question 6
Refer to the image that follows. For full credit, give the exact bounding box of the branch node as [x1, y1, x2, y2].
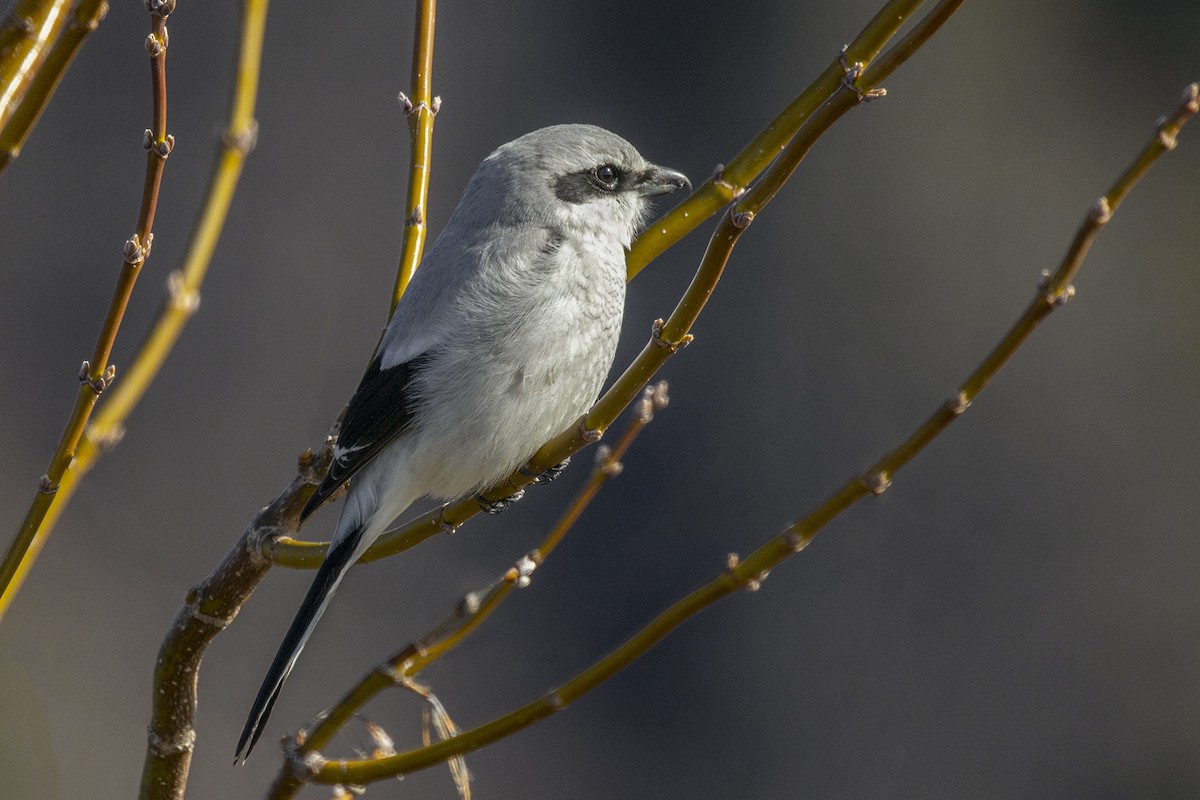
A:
[436, 505, 459, 534]
[79, 361, 117, 394]
[123, 232, 151, 265]
[37, 475, 56, 495]
[545, 690, 566, 710]
[745, 570, 768, 592]
[1157, 122, 1178, 151]
[185, 587, 235, 630]
[144, 0, 175, 19]
[1037, 269, 1076, 307]
[838, 45, 886, 102]
[729, 206, 755, 229]
[578, 417, 603, 443]
[246, 525, 287, 567]
[866, 471, 891, 496]
[222, 119, 259, 155]
[1181, 82, 1200, 114]
[593, 444, 624, 478]
[71, 3, 107, 31]
[711, 165, 746, 198]
[88, 423, 127, 452]
[147, 726, 195, 757]
[783, 531, 807, 553]
[944, 391, 970, 416]
[650, 318, 693, 353]
[166, 270, 200, 313]
[1090, 196, 1112, 224]
[11, 14, 35, 35]
[397, 92, 441, 117]
[144, 32, 165, 57]
[298, 749, 329, 778]
[406, 205, 424, 226]
[143, 133, 175, 159]
[510, 554, 537, 588]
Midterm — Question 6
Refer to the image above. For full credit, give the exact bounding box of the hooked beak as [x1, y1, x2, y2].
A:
[635, 164, 691, 197]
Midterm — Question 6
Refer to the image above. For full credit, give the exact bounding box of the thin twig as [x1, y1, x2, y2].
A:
[298, 81, 1200, 789]
[0, 0, 177, 621]
[267, 384, 669, 798]
[390, 0, 437, 314]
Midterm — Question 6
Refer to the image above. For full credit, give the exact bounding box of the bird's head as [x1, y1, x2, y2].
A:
[474, 124, 691, 247]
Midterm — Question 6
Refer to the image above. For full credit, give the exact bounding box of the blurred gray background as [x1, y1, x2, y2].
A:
[1, 1, 1198, 798]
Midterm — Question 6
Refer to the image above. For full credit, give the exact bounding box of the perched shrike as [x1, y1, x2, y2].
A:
[236, 124, 689, 760]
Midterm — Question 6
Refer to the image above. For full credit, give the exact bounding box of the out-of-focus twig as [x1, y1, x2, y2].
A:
[298, 80, 1200, 789]
[267, 384, 669, 798]
[0, 0, 71, 137]
[0, 0, 177, 621]
[0, 0, 108, 174]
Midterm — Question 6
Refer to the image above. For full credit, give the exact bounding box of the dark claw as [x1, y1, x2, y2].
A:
[520, 457, 572, 486]
[476, 489, 525, 514]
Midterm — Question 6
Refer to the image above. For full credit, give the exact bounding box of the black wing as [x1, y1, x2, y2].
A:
[300, 353, 430, 521]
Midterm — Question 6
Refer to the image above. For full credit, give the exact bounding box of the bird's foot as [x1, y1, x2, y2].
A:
[476, 489, 526, 514]
[519, 457, 572, 486]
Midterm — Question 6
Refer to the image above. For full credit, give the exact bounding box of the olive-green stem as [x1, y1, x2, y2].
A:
[267, 386, 665, 799]
[303, 81, 1199, 789]
[389, 0, 436, 313]
[0, 5, 174, 621]
[0, 0, 70, 139]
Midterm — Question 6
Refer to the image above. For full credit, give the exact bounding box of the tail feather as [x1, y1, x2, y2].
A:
[234, 528, 363, 762]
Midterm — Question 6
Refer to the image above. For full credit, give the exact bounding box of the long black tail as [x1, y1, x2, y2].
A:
[235, 528, 363, 762]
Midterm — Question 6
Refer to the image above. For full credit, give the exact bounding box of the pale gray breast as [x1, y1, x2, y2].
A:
[407, 224, 627, 498]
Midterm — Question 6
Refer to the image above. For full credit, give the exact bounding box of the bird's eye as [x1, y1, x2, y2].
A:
[592, 164, 620, 190]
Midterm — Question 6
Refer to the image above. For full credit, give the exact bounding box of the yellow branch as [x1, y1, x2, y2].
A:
[390, 0, 437, 313]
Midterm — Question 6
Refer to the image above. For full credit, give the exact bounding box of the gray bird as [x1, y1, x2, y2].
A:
[236, 124, 689, 760]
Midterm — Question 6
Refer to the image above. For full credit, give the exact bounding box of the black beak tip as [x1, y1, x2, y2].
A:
[641, 166, 692, 197]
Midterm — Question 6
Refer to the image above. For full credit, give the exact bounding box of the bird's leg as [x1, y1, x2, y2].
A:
[475, 489, 526, 514]
[519, 457, 572, 486]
